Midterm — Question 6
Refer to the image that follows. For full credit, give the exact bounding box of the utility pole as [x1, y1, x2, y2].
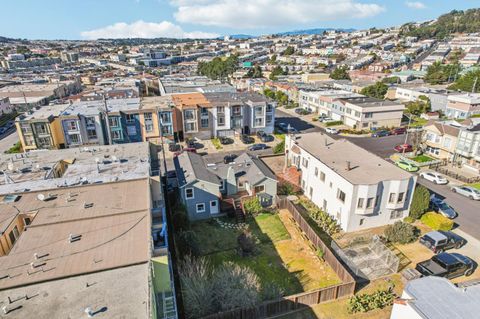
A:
[472, 77, 478, 93]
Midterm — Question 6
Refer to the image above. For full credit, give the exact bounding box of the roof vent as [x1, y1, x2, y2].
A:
[69, 234, 82, 243]
[84, 202, 94, 209]
[37, 193, 56, 201]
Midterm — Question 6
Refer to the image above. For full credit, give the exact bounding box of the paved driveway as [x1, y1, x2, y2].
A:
[0, 129, 18, 153]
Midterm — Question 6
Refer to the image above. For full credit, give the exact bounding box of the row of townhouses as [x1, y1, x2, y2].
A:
[422, 118, 480, 172]
[15, 92, 275, 151]
[299, 89, 405, 130]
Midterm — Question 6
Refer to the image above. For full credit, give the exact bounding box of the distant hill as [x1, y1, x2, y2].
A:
[401, 8, 480, 39]
[275, 28, 355, 36]
[228, 34, 256, 39]
[0, 36, 17, 43]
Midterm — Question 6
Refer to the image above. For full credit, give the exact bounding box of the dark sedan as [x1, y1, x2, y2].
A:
[241, 134, 254, 144]
[372, 130, 391, 137]
[248, 143, 268, 151]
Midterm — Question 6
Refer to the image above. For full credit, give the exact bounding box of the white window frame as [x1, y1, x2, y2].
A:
[196, 203, 206, 213]
[185, 188, 194, 200]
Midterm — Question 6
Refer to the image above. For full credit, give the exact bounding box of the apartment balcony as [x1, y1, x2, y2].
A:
[355, 207, 375, 216]
[386, 201, 405, 210]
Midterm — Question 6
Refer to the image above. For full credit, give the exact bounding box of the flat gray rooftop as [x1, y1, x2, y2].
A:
[291, 133, 412, 185]
[0, 263, 149, 319]
[405, 276, 480, 319]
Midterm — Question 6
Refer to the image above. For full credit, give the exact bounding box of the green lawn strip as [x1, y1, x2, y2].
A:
[249, 213, 291, 243]
[191, 220, 240, 255]
[409, 118, 428, 128]
[208, 243, 303, 296]
[412, 155, 434, 163]
[467, 183, 480, 190]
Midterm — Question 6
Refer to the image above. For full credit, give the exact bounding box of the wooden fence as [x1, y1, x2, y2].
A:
[201, 197, 356, 319]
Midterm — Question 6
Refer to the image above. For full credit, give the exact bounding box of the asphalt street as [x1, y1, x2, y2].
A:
[275, 108, 480, 240]
[0, 129, 18, 153]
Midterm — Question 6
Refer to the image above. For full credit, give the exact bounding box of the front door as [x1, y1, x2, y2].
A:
[210, 200, 219, 215]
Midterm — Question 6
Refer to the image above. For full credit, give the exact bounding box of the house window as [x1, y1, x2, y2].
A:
[309, 187, 313, 197]
[109, 117, 119, 127]
[359, 219, 364, 226]
[86, 117, 95, 127]
[112, 130, 122, 140]
[388, 193, 396, 203]
[145, 123, 154, 132]
[196, 203, 206, 213]
[67, 121, 77, 130]
[24, 217, 31, 226]
[390, 210, 403, 219]
[255, 117, 263, 126]
[126, 114, 135, 123]
[337, 189, 346, 203]
[36, 123, 48, 135]
[200, 107, 208, 116]
[255, 106, 263, 116]
[185, 122, 196, 132]
[69, 134, 81, 144]
[8, 226, 19, 246]
[201, 118, 209, 128]
[314, 167, 318, 177]
[87, 128, 97, 139]
[254, 185, 265, 193]
[397, 192, 405, 203]
[127, 126, 137, 136]
[320, 172, 325, 182]
[185, 188, 194, 199]
[323, 200, 327, 211]
[217, 106, 225, 114]
[302, 158, 309, 168]
[144, 112, 152, 120]
[217, 115, 225, 126]
[365, 112, 373, 118]
[160, 112, 172, 124]
[366, 197, 374, 208]
[184, 110, 196, 121]
[357, 198, 364, 208]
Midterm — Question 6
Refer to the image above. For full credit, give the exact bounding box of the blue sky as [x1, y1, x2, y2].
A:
[1, 0, 478, 39]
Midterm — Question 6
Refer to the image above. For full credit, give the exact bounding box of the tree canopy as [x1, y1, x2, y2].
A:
[405, 95, 431, 116]
[449, 69, 480, 93]
[282, 46, 295, 56]
[269, 66, 287, 80]
[246, 65, 263, 78]
[424, 61, 460, 85]
[360, 82, 389, 99]
[198, 54, 239, 80]
[330, 66, 350, 80]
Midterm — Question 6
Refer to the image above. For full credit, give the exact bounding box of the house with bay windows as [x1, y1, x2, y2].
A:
[285, 132, 417, 232]
[174, 151, 277, 221]
[421, 120, 460, 161]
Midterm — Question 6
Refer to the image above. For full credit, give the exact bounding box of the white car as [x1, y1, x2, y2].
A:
[451, 186, 480, 200]
[325, 127, 339, 134]
[419, 172, 449, 185]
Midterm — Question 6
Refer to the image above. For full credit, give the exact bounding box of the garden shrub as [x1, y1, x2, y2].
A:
[409, 185, 431, 219]
[298, 198, 340, 235]
[420, 212, 454, 231]
[403, 216, 415, 223]
[237, 229, 257, 256]
[384, 221, 419, 244]
[278, 181, 301, 195]
[273, 140, 285, 154]
[211, 138, 222, 150]
[325, 120, 343, 127]
[348, 286, 395, 314]
[243, 197, 263, 215]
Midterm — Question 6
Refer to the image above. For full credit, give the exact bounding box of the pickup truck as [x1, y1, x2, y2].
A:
[415, 252, 474, 279]
[419, 231, 465, 253]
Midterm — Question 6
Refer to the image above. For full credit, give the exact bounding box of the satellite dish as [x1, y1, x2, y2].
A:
[37, 194, 45, 201]
[7, 163, 14, 170]
[112, 155, 118, 162]
[95, 158, 100, 163]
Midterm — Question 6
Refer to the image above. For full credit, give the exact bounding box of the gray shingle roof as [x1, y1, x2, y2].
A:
[174, 152, 220, 186]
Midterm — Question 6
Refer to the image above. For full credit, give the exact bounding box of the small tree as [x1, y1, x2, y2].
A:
[243, 197, 263, 215]
[360, 82, 389, 99]
[237, 229, 257, 256]
[384, 221, 419, 244]
[273, 140, 285, 154]
[409, 185, 431, 219]
[213, 262, 261, 311]
[330, 65, 350, 80]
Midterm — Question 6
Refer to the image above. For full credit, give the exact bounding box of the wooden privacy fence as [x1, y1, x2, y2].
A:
[201, 197, 356, 319]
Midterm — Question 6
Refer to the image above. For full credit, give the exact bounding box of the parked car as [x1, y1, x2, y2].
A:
[394, 144, 413, 153]
[0, 127, 6, 135]
[257, 131, 274, 142]
[276, 122, 288, 131]
[241, 134, 254, 144]
[319, 117, 334, 123]
[419, 231, 466, 253]
[185, 138, 197, 149]
[395, 160, 419, 172]
[415, 252, 474, 279]
[168, 143, 181, 152]
[407, 127, 424, 133]
[219, 136, 234, 145]
[248, 143, 268, 151]
[390, 127, 407, 135]
[430, 196, 457, 219]
[451, 186, 480, 200]
[372, 130, 391, 137]
[223, 154, 238, 164]
[325, 127, 339, 134]
[420, 171, 449, 184]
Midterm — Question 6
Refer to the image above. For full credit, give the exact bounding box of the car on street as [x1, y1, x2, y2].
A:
[241, 134, 254, 144]
[420, 171, 449, 184]
[419, 231, 466, 253]
[276, 122, 288, 131]
[390, 127, 407, 135]
[219, 136, 234, 145]
[394, 143, 413, 153]
[257, 131, 274, 142]
[0, 127, 6, 135]
[248, 143, 267, 151]
[451, 186, 480, 200]
[372, 130, 391, 137]
[319, 117, 334, 123]
[325, 127, 339, 134]
[395, 160, 419, 172]
[223, 154, 238, 164]
[415, 252, 474, 279]
[430, 196, 457, 219]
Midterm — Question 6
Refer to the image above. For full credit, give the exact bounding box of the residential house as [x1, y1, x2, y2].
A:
[395, 85, 459, 112]
[299, 89, 361, 119]
[390, 276, 480, 319]
[0, 97, 12, 115]
[285, 133, 417, 232]
[454, 120, 480, 172]
[15, 103, 68, 151]
[341, 97, 405, 130]
[446, 94, 480, 119]
[422, 120, 460, 161]
[174, 152, 277, 221]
